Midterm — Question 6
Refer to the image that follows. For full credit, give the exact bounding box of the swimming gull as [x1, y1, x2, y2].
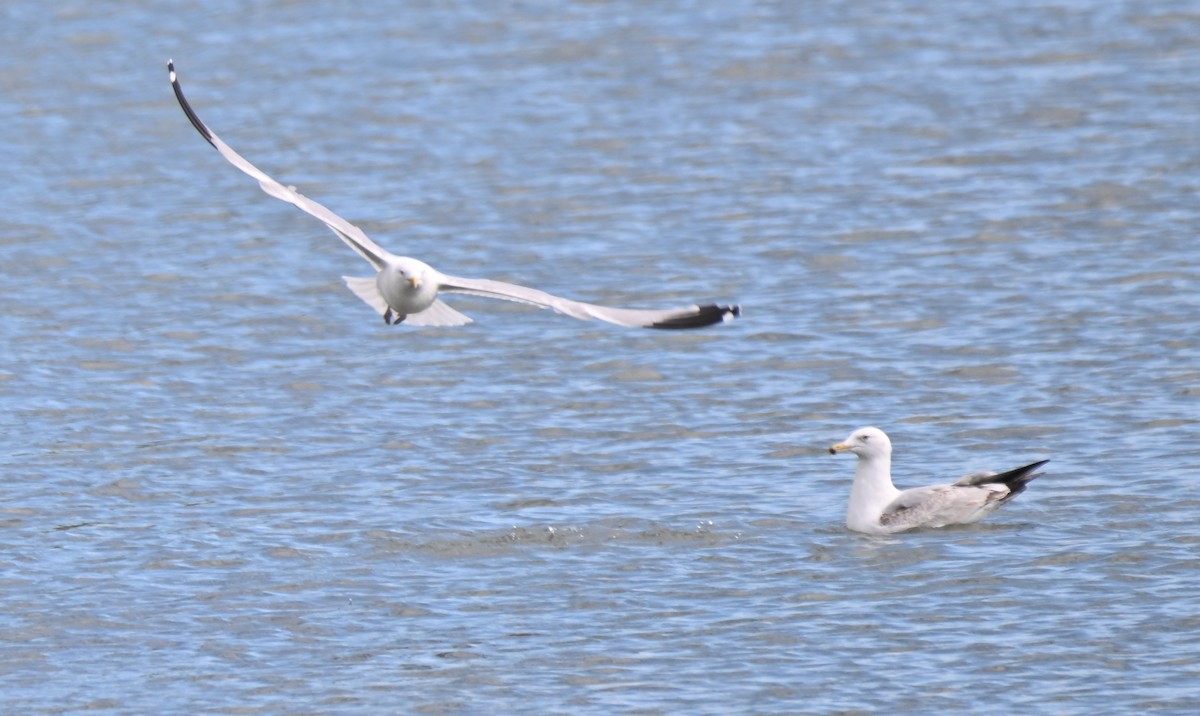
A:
[829, 426, 1048, 534]
[167, 61, 740, 329]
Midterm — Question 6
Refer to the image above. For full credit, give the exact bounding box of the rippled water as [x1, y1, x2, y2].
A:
[2, 0, 1199, 713]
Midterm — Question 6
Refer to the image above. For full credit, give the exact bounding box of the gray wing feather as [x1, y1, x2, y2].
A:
[953, 470, 998, 486]
[879, 486, 952, 528]
[439, 275, 732, 329]
[880, 484, 999, 530]
[169, 61, 390, 271]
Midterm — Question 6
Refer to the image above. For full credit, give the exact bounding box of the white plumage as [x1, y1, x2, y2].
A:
[169, 61, 739, 330]
[830, 427, 1048, 534]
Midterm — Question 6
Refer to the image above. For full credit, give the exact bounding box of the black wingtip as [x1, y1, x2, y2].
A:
[649, 304, 741, 330]
[167, 60, 217, 148]
[991, 458, 1049, 500]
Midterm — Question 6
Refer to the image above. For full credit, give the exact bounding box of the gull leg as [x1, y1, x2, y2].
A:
[382, 307, 407, 325]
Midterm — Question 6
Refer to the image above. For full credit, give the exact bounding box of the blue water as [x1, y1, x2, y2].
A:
[2, 0, 1199, 713]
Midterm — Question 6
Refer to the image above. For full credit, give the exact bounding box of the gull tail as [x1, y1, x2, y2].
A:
[343, 276, 390, 317]
[404, 299, 472, 327]
[957, 459, 1049, 502]
[342, 276, 472, 327]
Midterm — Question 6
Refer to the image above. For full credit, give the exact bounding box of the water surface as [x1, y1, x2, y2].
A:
[1, 1, 1199, 713]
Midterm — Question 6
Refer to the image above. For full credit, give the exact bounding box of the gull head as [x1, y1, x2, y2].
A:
[829, 426, 892, 460]
[376, 256, 440, 316]
[391, 257, 432, 289]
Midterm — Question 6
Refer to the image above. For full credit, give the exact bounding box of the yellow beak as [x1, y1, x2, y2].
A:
[407, 275, 421, 288]
[829, 442, 851, 455]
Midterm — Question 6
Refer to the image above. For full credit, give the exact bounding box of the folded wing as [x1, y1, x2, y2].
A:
[880, 459, 1048, 530]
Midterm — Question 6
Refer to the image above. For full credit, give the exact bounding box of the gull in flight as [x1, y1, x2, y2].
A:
[829, 426, 1048, 534]
[168, 61, 740, 329]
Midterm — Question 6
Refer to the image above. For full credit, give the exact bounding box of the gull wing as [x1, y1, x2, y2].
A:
[168, 61, 389, 271]
[880, 459, 1048, 531]
[438, 274, 740, 330]
[878, 486, 965, 530]
[880, 482, 1015, 531]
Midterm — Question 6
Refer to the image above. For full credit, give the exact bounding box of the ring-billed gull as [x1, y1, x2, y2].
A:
[829, 426, 1048, 534]
[167, 61, 740, 330]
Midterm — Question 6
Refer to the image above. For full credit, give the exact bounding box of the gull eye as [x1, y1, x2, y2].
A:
[860, 434, 870, 442]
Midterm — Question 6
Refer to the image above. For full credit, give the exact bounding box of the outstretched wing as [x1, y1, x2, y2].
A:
[168, 60, 389, 271]
[438, 274, 740, 329]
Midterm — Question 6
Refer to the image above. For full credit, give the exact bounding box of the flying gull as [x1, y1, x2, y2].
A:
[168, 61, 740, 329]
[829, 426, 1047, 534]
